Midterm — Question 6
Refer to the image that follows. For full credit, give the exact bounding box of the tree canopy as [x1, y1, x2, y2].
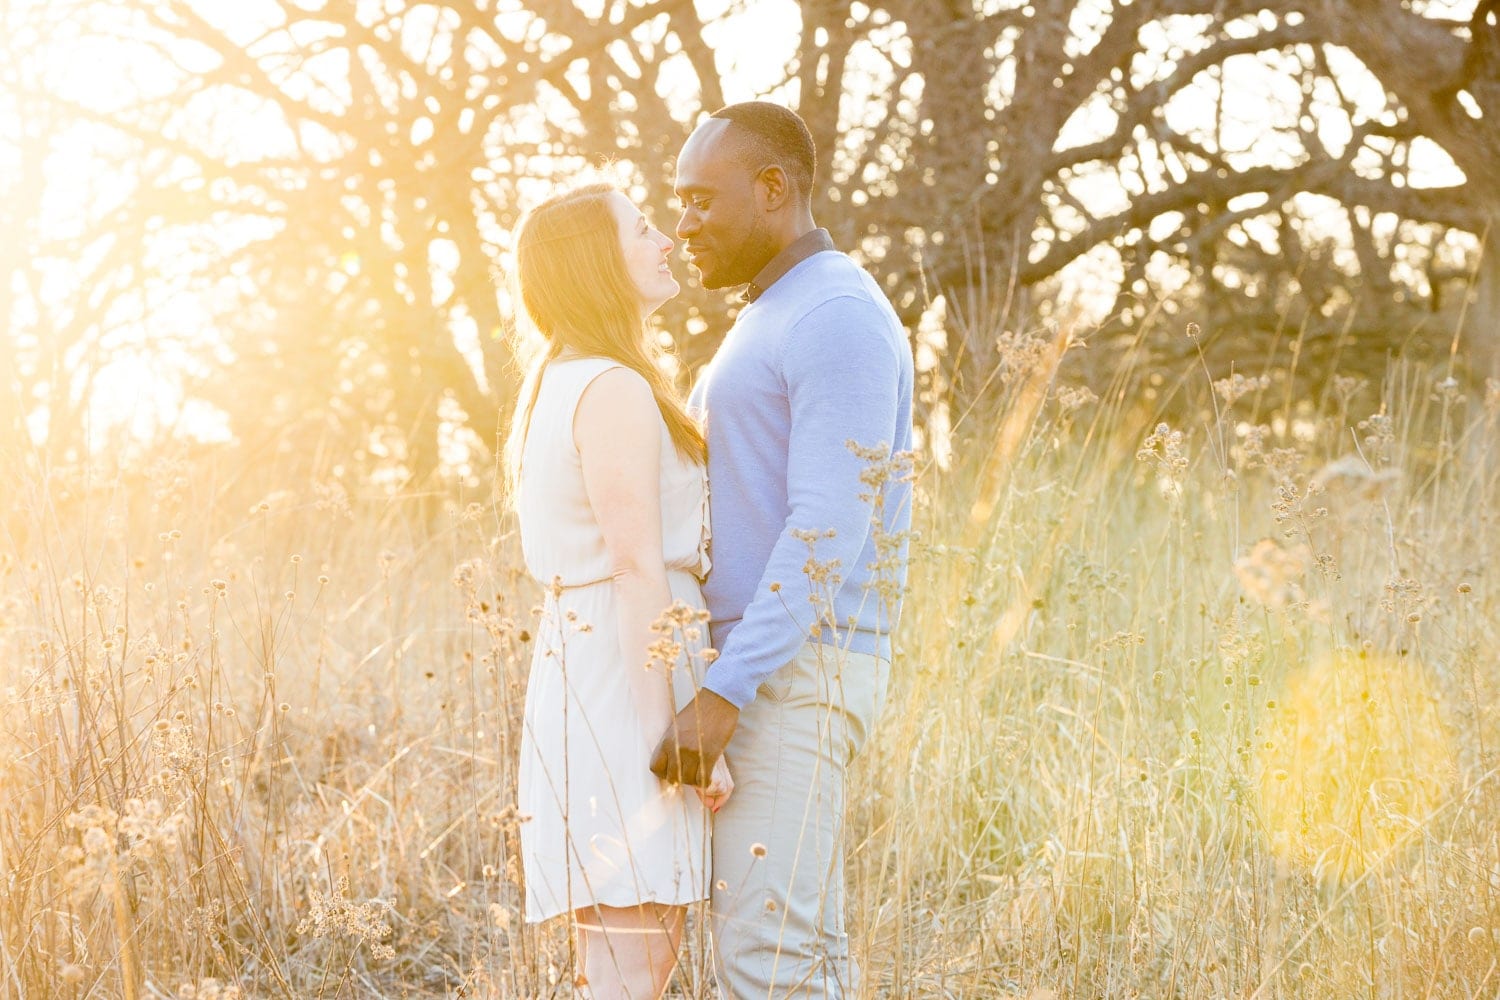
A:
[4, 0, 1496, 474]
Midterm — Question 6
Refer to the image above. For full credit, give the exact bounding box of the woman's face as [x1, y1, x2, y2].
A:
[607, 192, 679, 316]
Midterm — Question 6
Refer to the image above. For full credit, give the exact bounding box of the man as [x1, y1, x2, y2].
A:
[650, 102, 914, 998]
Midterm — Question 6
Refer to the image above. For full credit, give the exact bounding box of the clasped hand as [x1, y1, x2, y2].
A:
[650, 689, 739, 803]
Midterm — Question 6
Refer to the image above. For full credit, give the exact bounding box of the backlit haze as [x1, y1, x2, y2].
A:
[3, 0, 1468, 451]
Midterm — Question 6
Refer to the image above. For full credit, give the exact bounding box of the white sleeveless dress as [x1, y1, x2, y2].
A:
[515, 356, 713, 922]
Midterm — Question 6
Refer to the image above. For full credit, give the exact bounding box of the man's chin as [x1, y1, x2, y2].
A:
[695, 265, 756, 291]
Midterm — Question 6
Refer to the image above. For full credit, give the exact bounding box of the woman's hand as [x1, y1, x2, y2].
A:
[693, 755, 734, 814]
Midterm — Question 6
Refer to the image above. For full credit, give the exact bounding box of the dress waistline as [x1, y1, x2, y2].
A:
[542, 567, 703, 598]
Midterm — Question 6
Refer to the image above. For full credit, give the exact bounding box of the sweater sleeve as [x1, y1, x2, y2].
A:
[701, 296, 901, 708]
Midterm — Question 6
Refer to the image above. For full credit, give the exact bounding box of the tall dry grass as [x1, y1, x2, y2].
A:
[2, 327, 1497, 998]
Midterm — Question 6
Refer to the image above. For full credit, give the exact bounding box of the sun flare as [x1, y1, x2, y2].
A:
[1257, 651, 1454, 882]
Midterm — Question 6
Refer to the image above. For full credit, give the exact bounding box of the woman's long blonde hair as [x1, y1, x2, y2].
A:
[500, 183, 705, 503]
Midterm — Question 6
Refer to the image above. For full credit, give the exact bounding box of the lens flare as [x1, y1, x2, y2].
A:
[1257, 650, 1452, 882]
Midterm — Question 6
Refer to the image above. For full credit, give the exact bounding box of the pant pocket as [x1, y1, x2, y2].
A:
[816, 648, 888, 763]
[755, 660, 796, 703]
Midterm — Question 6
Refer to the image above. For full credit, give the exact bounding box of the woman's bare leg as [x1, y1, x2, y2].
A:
[574, 903, 685, 1000]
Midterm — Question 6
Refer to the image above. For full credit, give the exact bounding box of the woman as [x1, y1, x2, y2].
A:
[502, 183, 731, 999]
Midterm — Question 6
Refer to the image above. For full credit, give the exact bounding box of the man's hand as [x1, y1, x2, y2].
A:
[650, 689, 739, 787]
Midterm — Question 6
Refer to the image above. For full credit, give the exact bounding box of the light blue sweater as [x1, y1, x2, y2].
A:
[689, 249, 914, 709]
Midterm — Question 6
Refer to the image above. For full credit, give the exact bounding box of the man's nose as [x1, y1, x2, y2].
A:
[676, 211, 697, 240]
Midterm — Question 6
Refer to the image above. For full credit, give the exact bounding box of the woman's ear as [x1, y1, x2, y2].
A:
[755, 164, 790, 211]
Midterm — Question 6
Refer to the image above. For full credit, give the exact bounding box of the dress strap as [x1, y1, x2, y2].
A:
[546, 357, 627, 433]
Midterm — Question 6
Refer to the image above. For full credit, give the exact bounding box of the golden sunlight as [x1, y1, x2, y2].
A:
[6, 3, 1499, 996]
[14, 0, 800, 450]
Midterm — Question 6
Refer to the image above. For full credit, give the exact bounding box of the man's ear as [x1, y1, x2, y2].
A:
[755, 164, 791, 211]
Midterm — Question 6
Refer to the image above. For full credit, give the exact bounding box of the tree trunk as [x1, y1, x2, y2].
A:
[1468, 221, 1500, 381]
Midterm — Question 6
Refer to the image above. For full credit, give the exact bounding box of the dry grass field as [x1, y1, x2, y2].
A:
[3, 329, 1498, 998]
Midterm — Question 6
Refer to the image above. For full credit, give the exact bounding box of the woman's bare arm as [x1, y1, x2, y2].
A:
[575, 367, 677, 740]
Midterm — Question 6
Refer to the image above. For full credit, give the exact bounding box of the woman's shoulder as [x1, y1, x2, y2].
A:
[574, 364, 654, 418]
[571, 365, 663, 464]
[538, 355, 632, 406]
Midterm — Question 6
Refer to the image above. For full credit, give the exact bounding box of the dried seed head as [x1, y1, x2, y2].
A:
[82, 826, 110, 855]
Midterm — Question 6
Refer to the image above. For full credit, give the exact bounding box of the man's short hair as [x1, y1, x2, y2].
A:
[709, 102, 817, 200]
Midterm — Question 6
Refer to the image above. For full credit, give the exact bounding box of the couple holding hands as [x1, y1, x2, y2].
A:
[503, 102, 914, 999]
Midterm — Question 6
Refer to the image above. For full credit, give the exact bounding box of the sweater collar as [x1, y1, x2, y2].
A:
[743, 228, 835, 303]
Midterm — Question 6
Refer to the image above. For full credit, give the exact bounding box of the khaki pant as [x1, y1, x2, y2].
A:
[711, 642, 890, 999]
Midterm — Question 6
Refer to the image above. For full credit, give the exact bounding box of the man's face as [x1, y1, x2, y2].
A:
[673, 120, 779, 290]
